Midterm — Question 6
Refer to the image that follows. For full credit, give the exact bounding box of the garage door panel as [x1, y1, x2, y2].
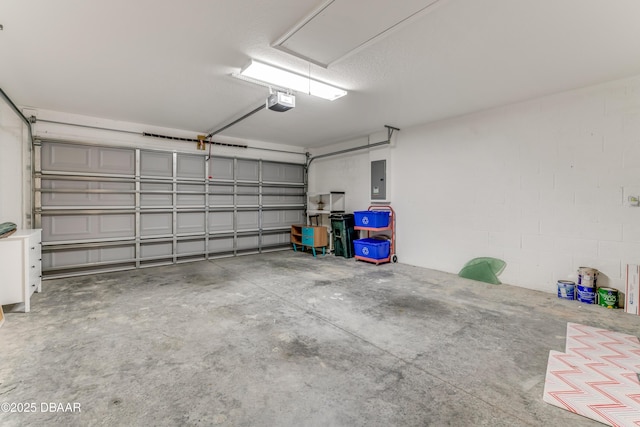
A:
[38, 142, 305, 276]
[177, 194, 205, 206]
[177, 239, 205, 255]
[140, 194, 172, 206]
[44, 215, 90, 241]
[177, 155, 204, 179]
[44, 144, 91, 172]
[237, 185, 259, 205]
[238, 186, 259, 194]
[140, 151, 172, 177]
[98, 182, 136, 205]
[141, 182, 173, 207]
[43, 214, 135, 242]
[263, 195, 304, 205]
[263, 162, 303, 183]
[237, 211, 259, 230]
[99, 214, 135, 235]
[209, 194, 233, 205]
[141, 242, 173, 259]
[262, 210, 284, 229]
[285, 210, 305, 224]
[177, 184, 205, 206]
[209, 237, 233, 253]
[237, 195, 259, 205]
[42, 249, 88, 269]
[177, 212, 205, 234]
[99, 148, 135, 174]
[42, 180, 92, 205]
[262, 232, 290, 247]
[262, 209, 305, 229]
[263, 187, 305, 205]
[237, 159, 259, 181]
[43, 245, 135, 269]
[209, 184, 234, 205]
[210, 158, 234, 180]
[208, 211, 233, 233]
[42, 142, 134, 175]
[41, 180, 135, 207]
[96, 193, 135, 205]
[141, 213, 172, 236]
[237, 235, 259, 250]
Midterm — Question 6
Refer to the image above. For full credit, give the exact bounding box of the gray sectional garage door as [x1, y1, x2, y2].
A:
[35, 140, 305, 278]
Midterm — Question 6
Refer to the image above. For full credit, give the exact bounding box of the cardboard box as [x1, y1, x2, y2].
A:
[625, 264, 640, 315]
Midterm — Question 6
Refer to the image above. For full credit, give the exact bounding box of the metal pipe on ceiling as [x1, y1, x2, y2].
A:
[206, 103, 265, 139]
[306, 125, 399, 167]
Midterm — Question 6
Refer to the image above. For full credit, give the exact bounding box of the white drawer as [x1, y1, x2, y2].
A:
[0, 229, 42, 312]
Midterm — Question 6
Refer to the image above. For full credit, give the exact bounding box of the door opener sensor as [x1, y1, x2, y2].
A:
[267, 92, 295, 112]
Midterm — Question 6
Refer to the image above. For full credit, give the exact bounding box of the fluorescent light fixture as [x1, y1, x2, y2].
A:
[238, 60, 347, 101]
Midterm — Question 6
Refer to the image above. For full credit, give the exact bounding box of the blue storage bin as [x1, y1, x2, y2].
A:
[353, 238, 390, 260]
[354, 210, 390, 228]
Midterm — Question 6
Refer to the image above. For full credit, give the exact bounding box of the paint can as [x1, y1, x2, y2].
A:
[577, 284, 596, 304]
[577, 267, 599, 287]
[597, 287, 618, 309]
[557, 280, 576, 300]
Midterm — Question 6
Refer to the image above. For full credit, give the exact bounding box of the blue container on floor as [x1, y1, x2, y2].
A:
[557, 280, 576, 300]
[354, 211, 390, 228]
[577, 284, 596, 304]
[353, 238, 390, 260]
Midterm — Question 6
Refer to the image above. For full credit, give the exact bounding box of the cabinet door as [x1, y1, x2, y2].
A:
[0, 238, 24, 305]
[314, 227, 328, 247]
[301, 235, 315, 246]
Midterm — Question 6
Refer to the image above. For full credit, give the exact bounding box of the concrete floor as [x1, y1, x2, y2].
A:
[1, 251, 639, 426]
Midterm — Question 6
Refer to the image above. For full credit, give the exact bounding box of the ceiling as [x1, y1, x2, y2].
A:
[2, 0, 640, 148]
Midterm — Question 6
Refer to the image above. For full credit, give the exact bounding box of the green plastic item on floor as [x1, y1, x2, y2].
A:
[458, 257, 507, 285]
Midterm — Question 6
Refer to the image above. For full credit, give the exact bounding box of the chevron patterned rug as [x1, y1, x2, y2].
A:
[543, 323, 640, 426]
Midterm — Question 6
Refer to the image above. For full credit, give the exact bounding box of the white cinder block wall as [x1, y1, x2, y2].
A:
[310, 74, 640, 294]
[308, 132, 392, 213]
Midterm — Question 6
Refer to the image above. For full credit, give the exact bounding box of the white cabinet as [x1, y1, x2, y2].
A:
[0, 229, 42, 312]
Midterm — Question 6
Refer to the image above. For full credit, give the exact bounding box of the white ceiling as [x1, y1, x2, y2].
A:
[2, 0, 640, 148]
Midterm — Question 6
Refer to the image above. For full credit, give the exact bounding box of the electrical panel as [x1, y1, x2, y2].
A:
[371, 160, 386, 200]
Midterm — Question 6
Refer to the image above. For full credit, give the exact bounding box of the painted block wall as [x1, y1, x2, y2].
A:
[308, 131, 393, 212]
[310, 74, 640, 294]
[0, 101, 27, 229]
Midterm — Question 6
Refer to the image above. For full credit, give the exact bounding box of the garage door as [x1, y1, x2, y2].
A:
[35, 140, 305, 278]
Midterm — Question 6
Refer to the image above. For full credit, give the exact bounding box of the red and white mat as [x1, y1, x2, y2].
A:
[543, 350, 640, 426]
[566, 322, 640, 373]
[543, 323, 640, 427]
